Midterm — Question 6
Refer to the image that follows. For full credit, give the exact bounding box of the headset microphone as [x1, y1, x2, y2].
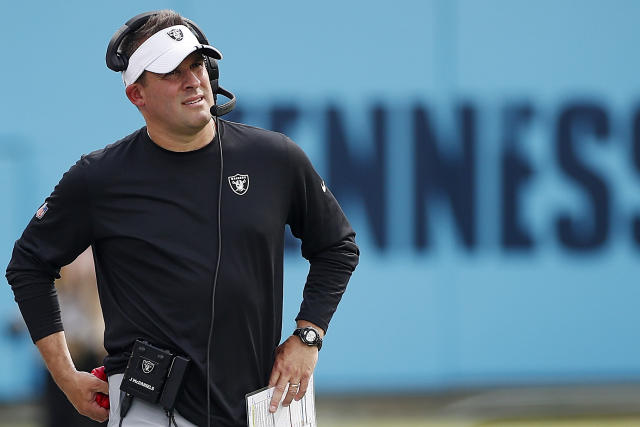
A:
[205, 55, 236, 117]
[211, 87, 236, 117]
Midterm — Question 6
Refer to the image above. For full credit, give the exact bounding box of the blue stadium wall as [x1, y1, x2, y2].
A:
[1, 0, 640, 400]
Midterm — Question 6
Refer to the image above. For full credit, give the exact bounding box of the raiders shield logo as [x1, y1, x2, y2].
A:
[228, 174, 249, 195]
[167, 28, 184, 41]
[141, 359, 155, 374]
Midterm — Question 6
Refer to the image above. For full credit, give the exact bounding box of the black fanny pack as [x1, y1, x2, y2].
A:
[120, 339, 190, 413]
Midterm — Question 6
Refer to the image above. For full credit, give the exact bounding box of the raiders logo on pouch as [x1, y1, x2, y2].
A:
[141, 359, 155, 374]
[167, 28, 183, 41]
[228, 174, 249, 196]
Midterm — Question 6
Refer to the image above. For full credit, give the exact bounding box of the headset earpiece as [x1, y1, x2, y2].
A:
[206, 57, 219, 93]
[106, 11, 158, 72]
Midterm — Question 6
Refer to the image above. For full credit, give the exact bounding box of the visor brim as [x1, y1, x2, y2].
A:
[145, 44, 222, 74]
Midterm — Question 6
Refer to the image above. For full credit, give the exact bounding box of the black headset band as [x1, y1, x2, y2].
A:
[106, 11, 210, 72]
[184, 18, 209, 45]
[106, 11, 158, 72]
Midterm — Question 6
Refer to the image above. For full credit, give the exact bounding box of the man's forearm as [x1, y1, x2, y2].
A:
[6, 266, 64, 343]
[296, 235, 359, 333]
[35, 331, 110, 422]
[36, 331, 77, 388]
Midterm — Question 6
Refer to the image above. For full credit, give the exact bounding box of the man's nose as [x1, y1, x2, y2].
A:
[184, 70, 201, 88]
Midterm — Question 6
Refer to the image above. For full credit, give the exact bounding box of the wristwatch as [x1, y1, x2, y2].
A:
[293, 326, 323, 350]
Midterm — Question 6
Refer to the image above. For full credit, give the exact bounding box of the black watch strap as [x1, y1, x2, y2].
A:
[293, 327, 323, 350]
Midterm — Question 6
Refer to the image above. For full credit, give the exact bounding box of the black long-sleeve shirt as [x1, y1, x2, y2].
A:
[6, 120, 359, 426]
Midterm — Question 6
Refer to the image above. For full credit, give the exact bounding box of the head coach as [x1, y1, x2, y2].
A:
[6, 9, 359, 427]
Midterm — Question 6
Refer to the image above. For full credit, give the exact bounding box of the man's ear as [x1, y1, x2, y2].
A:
[125, 83, 145, 108]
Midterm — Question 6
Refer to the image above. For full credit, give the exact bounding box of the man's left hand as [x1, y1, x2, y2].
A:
[267, 334, 319, 413]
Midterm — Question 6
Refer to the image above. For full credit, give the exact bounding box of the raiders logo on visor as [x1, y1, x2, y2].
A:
[166, 28, 183, 41]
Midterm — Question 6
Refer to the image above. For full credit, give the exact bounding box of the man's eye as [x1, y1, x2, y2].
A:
[192, 62, 204, 69]
[163, 70, 179, 78]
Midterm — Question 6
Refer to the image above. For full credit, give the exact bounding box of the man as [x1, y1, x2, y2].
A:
[6, 10, 359, 427]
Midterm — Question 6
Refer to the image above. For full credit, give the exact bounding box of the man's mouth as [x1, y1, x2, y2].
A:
[183, 96, 204, 105]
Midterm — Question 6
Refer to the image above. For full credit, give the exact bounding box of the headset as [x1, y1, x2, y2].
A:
[106, 11, 236, 116]
[107, 11, 228, 427]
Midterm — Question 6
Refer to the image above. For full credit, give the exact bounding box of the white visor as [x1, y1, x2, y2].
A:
[122, 25, 222, 86]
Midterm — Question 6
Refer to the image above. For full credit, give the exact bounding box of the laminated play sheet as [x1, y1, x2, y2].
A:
[246, 375, 316, 427]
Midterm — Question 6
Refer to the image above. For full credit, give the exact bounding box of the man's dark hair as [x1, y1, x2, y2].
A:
[120, 10, 186, 84]
[121, 10, 186, 58]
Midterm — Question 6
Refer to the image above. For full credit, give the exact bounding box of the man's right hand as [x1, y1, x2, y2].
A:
[58, 370, 110, 422]
[36, 332, 109, 422]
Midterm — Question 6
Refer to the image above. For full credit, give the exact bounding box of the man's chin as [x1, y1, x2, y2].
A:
[182, 115, 214, 134]
[187, 110, 213, 126]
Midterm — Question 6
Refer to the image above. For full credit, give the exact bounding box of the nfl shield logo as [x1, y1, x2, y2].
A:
[141, 359, 155, 374]
[36, 203, 48, 220]
[228, 174, 249, 195]
[167, 28, 184, 41]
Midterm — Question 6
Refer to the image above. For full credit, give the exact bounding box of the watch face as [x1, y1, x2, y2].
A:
[305, 329, 317, 342]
